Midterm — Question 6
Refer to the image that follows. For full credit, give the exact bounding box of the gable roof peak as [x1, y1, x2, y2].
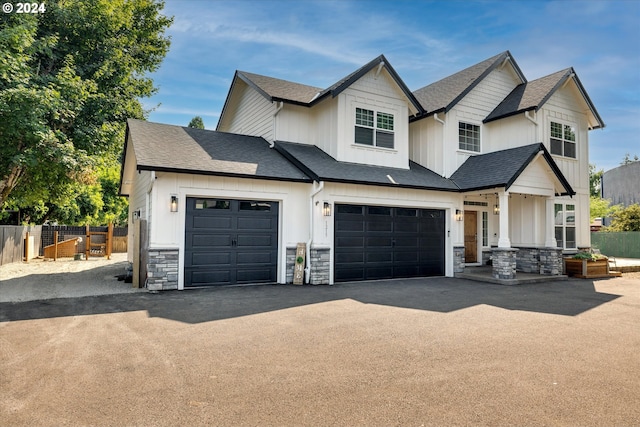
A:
[412, 50, 526, 117]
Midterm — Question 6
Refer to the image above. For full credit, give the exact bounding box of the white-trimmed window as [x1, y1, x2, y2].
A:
[550, 121, 576, 158]
[458, 122, 480, 152]
[355, 107, 394, 149]
[555, 203, 576, 249]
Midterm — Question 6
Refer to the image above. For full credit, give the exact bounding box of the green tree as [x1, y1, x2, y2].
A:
[604, 204, 640, 232]
[621, 153, 639, 165]
[0, 1, 172, 224]
[589, 196, 618, 222]
[589, 164, 603, 198]
[188, 116, 205, 129]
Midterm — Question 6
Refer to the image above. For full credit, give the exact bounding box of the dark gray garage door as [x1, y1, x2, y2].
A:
[334, 204, 445, 282]
[185, 198, 278, 287]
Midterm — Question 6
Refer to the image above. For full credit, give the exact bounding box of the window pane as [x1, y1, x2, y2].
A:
[376, 130, 394, 149]
[555, 227, 564, 248]
[458, 122, 480, 152]
[240, 201, 272, 211]
[376, 112, 394, 130]
[564, 125, 576, 142]
[368, 206, 391, 215]
[196, 199, 230, 209]
[482, 211, 488, 247]
[554, 204, 563, 225]
[551, 122, 563, 139]
[396, 208, 417, 217]
[565, 227, 576, 248]
[566, 205, 575, 225]
[355, 126, 373, 145]
[337, 205, 363, 215]
[355, 108, 373, 127]
[550, 138, 563, 155]
[564, 141, 576, 158]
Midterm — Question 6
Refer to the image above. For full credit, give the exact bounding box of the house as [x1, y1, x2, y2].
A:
[119, 51, 604, 290]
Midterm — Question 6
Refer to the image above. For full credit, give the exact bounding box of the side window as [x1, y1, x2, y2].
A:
[458, 122, 480, 152]
[550, 121, 576, 159]
[554, 203, 576, 249]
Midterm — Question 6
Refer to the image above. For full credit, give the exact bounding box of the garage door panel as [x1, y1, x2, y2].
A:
[185, 197, 278, 287]
[335, 204, 444, 282]
[237, 234, 274, 247]
[366, 252, 393, 263]
[336, 236, 364, 248]
[191, 252, 231, 267]
[236, 251, 275, 264]
[190, 234, 232, 248]
[189, 269, 232, 286]
[237, 216, 274, 230]
[192, 216, 233, 230]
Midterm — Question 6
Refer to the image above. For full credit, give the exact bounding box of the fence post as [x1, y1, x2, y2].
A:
[53, 231, 58, 261]
[25, 231, 30, 263]
[107, 222, 113, 260]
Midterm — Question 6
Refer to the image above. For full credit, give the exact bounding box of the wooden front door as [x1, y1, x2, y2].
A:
[464, 211, 477, 263]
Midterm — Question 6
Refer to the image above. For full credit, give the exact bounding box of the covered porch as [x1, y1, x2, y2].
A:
[450, 143, 575, 284]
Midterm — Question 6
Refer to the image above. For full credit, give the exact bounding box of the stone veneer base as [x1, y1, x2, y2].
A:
[146, 248, 179, 291]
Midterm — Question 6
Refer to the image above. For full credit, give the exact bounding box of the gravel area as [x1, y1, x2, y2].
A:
[0, 253, 143, 302]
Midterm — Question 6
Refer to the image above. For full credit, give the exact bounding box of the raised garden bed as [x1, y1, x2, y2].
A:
[564, 257, 610, 279]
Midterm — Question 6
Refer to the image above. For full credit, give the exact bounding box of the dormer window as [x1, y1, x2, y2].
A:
[355, 107, 394, 149]
[550, 121, 576, 158]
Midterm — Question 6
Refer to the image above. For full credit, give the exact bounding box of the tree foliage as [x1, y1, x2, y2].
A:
[603, 204, 640, 232]
[188, 116, 205, 129]
[589, 164, 603, 198]
[621, 153, 639, 165]
[0, 0, 172, 225]
[589, 196, 617, 222]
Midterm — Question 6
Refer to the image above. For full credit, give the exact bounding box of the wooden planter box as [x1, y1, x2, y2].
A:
[564, 258, 610, 279]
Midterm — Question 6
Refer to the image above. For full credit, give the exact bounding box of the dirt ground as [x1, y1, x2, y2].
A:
[0, 253, 129, 279]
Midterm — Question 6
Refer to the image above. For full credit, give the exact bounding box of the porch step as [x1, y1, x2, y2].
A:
[456, 268, 569, 286]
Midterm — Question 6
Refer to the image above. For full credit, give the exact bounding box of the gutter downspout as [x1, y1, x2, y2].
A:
[270, 101, 284, 148]
[306, 180, 324, 284]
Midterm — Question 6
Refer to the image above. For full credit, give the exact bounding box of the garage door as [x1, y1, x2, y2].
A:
[184, 198, 278, 287]
[334, 204, 445, 282]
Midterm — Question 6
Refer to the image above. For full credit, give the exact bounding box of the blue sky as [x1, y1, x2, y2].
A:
[146, 0, 640, 172]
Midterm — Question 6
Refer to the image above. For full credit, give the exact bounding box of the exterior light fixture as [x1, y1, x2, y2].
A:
[323, 202, 332, 217]
[493, 194, 500, 215]
[170, 195, 178, 212]
[455, 209, 463, 221]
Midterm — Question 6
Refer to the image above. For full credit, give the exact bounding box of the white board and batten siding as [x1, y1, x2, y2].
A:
[220, 82, 275, 141]
[336, 69, 411, 170]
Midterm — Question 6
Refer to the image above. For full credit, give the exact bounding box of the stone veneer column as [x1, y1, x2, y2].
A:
[539, 248, 564, 275]
[309, 247, 330, 284]
[453, 246, 465, 273]
[492, 248, 518, 280]
[515, 247, 539, 273]
[146, 249, 179, 291]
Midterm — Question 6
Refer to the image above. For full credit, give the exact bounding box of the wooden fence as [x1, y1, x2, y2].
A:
[0, 225, 42, 266]
[0, 225, 127, 266]
[591, 231, 640, 258]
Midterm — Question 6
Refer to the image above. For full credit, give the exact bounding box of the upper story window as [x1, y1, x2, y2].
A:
[458, 122, 480, 152]
[355, 107, 394, 149]
[550, 121, 576, 158]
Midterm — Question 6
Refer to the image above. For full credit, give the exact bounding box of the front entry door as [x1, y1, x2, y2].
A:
[464, 211, 477, 263]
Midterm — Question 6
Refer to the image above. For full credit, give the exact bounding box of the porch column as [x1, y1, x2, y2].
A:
[497, 191, 511, 248]
[544, 197, 558, 248]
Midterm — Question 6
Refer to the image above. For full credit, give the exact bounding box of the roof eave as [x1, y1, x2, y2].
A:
[136, 164, 312, 184]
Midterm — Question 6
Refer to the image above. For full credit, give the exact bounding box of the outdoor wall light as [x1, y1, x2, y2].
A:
[455, 209, 463, 221]
[170, 195, 178, 212]
[323, 202, 332, 217]
[493, 204, 500, 215]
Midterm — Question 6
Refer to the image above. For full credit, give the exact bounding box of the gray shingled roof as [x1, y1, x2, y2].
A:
[125, 119, 311, 182]
[275, 141, 459, 191]
[237, 71, 322, 104]
[484, 68, 605, 129]
[450, 143, 574, 195]
[412, 51, 516, 114]
[484, 69, 570, 123]
[237, 55, 423, 113]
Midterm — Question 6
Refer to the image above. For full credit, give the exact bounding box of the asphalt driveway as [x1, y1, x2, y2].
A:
[1, 276, 639, 426]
